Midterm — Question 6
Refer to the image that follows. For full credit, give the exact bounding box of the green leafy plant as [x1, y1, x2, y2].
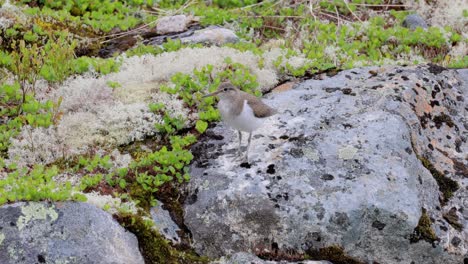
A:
[195, 120, 208, 133]
[107, 81, 122, 89]
[0, 163, 86, 205]
[80, 174, 104, 191]
[0, 82, 59, 155]
[154, 112, 185, 135]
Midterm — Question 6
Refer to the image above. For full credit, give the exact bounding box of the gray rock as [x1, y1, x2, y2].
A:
[0, 202, 144, 264]
[151, 201, 181, 243]
[402, 14, 428, 30]
[212, 252, 332, 264]
[181, 26, 238, 45]
[156, 15, 191, 34]
[184, 65, 467, 263]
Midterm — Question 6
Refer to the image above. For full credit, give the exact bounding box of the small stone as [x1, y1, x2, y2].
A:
[156, 15, 190, 34]
[272, 81, 296, 93]
[451, 236, 461, 247]
[402, 14, 428, 30]
[180, 26, 238, 45]
[150, 201, 181, 243]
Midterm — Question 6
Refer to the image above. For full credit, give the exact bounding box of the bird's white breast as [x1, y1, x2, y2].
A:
[218, 100, 265, 132]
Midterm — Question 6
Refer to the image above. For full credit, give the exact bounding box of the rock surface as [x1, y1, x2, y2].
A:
[0, 202, 144, 264]
[156, 15, 194, 35]
[402, 14, 428, 30]
[151, 201, 182, 243]
[184, 65, 467, 263]
[212, 252, 332, 264]
[180, 26, 239, 45]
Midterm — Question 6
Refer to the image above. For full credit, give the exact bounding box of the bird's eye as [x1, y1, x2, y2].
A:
[224, 88, 228, 91]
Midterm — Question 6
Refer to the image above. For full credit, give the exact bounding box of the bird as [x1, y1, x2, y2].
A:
[203, 82, 277, 161]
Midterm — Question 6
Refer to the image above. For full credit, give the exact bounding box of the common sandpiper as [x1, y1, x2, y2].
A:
[203, 82, 276, 161]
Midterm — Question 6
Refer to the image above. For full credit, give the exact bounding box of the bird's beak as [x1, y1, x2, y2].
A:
[202, 90, 221, 98]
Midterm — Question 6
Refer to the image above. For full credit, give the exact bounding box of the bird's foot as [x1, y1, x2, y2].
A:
[240, 153, 249, 163]
[233, 153, 245, 162]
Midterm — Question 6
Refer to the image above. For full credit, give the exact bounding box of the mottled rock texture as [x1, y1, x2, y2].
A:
[184, 65, 467, 263]
[0, 202, 144, 264]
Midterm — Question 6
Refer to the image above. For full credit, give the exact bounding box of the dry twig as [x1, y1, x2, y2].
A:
[343, 0, 362, 22]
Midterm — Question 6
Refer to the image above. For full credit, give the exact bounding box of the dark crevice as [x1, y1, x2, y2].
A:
[115, 213, 208, 264]
[409, 136, 459, 204]
[306, 245, 365, 264]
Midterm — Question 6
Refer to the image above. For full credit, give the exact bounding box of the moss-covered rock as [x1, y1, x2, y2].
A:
[306, 245, 364, 264]
[115, 213, 209, 264]
[418, 155, 459, 203]
[410, 208, 438, 243]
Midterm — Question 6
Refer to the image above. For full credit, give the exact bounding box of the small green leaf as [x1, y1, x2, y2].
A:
[195, 120, 208, 133]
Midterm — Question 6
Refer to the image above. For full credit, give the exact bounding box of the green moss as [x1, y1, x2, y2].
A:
[115, 213, 209, 264]
[442, 208, 463, 231]
[418, 156, 459, 203]
[306, 245, 364, 264]
[410, 208, 438, 243]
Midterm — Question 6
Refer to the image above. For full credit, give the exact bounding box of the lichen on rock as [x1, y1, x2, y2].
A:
[16, 203, 58, 231]
[184, 65, 467, 263]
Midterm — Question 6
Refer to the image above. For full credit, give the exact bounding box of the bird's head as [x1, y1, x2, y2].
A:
[203, 82, 238, 100]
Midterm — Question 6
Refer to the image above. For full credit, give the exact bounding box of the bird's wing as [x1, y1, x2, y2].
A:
[246, 94, 277, 118]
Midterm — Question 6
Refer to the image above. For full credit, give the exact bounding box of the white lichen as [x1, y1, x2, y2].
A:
[263, 48, 314, 76]
[8, 126, 66, 167]
[84, 192, 137, 215]
[109, 149, 133, 169]
[0, 0, 28, 30]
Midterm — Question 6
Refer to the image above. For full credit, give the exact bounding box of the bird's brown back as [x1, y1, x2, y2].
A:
[240, 91, 277, 118]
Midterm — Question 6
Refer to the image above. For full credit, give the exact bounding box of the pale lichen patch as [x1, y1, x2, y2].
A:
[303, 147, 320, 161]
[0, 233, 5, 245]
[7, 243, 25, 261]
[84, 192, 138, 215]
[338, 145, 358, 160]
[17, 203, 59, 231]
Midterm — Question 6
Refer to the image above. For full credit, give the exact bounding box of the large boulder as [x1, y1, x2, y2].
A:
[184, 65, 467, 263]
[0, 202, 144, 264]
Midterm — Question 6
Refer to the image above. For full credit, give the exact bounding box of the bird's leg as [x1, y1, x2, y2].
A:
[244, 132, 252, 162]
[237, 130, 243, 157]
